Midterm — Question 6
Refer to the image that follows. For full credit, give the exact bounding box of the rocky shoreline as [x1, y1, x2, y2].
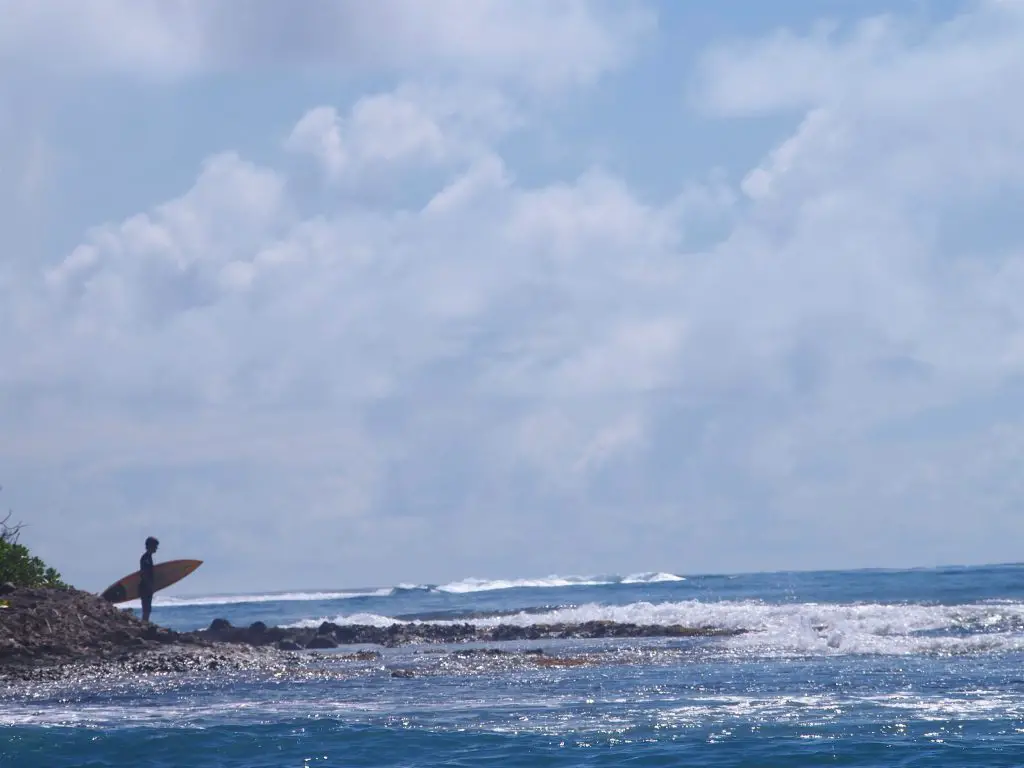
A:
[198, 615, 742, 651]
[1, 585, 743, 682]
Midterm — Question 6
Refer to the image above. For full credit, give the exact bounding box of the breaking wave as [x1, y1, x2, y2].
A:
[422, 572, 685, 594]
[283, 598, 1024, 657]
[152, 572, 685, 606]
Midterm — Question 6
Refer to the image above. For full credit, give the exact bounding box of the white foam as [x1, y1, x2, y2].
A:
[434, 575, 610, 594]
[431, 572, 685, 594]
[283, 599, 1024, 657]
[9, 690, 1024, 732]
[622, 572, 686, 584]
[285, 611, 401, 629]
[132, 571, 686, 606]
[655, 690, 1024, 727]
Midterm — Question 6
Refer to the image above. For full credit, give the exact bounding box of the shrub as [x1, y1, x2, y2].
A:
[0, 505, 68, 589]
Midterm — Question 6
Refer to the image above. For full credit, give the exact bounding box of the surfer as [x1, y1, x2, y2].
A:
[140, 536, 159, 622]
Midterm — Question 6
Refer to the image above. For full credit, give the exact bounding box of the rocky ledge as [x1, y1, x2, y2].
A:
[0, 585, 223, 676]
[197, 617, 743, 651]
[0, 585, 743, 678]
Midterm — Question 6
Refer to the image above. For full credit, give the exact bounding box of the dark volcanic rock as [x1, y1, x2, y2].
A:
[0, 585, 744, 681]
[0, 588, 311, 682]
[306, 635, 339, 650]
[192, 616, 743, 649]
[0, 586, 216, 672]
[453, 647, 508, 656]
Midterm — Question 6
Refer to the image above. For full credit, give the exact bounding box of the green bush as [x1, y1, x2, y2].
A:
[0, 537, 67, 588]
[0, 502, 67, 588]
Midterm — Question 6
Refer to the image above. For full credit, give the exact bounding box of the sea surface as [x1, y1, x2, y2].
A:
[6, 564, 1024, 766]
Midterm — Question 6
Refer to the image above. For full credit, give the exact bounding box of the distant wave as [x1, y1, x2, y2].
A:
[282, 598, 1024, 657]
[414, 572, 686, 594]
[622, 572, 686, 585]
[148, 571, 685, 607]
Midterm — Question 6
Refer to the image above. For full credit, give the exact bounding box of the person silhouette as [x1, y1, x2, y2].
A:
[139, 536, 159, 622]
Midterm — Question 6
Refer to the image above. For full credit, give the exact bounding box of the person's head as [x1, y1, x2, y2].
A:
[145, 536, 159, 553]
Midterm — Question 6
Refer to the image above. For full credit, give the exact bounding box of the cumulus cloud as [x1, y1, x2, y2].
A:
[285, 85, 518, 183]
[5, 1, 1024, 590]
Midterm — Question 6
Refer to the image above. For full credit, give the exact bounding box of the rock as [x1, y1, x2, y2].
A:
[0, 586, 169, 671]
[0, 585, 743, 679]
[391, 668, 415, 678]
[306, 635, 338, 650]
[532, 655, 591, 668]
[0, 582, 16, 596]
[339, 650, 381, 661]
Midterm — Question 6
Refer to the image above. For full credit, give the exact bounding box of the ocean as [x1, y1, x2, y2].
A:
[5, 564, 1024, 766]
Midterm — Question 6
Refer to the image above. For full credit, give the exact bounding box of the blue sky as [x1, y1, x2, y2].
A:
[3, 0, 1023, 594]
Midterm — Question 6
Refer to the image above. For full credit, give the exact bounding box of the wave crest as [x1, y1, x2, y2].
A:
[281, 598, 1024, 657]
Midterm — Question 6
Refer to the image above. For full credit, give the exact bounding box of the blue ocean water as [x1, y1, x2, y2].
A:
[5, 564, 1024, 766]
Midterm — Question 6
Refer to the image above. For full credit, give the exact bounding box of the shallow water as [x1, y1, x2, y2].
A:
[5, 564, 1024, 766]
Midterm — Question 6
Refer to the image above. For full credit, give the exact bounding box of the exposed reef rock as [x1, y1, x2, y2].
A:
[0, 586, 201, 668]
[196, 617, 743, 650]
[0, 586, 744, 682]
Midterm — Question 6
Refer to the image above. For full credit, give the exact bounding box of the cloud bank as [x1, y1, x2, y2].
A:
[3, 0, 1024, 591]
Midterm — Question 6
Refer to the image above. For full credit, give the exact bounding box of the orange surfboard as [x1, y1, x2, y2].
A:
[100, 559, 203, 604]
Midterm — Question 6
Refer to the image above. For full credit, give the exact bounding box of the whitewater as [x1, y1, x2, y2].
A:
[6, 563, 1024, 766]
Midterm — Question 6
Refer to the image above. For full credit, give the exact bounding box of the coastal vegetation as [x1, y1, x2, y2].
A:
[0, 492, 67, 588]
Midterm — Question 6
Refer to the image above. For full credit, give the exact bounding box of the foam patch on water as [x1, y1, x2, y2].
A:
[434, 576, 610, 593]
[622, 572, 686, 584]
[7, 690, 1024, 732]
[284, 599, 1024, 656]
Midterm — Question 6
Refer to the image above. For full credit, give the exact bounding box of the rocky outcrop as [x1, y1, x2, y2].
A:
[195, 617, 743, 649]
[0, 585, 744, 678]
[0, 586, 205, 670]
[0, 587, 307, 682]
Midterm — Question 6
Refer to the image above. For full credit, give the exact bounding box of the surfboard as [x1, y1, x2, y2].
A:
[100, 559, 203, 604]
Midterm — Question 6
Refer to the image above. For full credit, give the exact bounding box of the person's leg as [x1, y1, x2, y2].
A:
[141, 591, 152, 623]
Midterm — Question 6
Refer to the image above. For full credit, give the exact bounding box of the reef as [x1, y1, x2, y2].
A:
[0, 584, 742, 683]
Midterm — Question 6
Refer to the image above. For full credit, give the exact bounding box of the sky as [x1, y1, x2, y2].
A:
[2, 0, 1024, 594]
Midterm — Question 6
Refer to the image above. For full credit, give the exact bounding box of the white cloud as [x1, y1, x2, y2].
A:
[695, 1, 1024, 118]
[6, 2, 1024, 589]
[285, 85, 518, 182]
[0, 0, 654, 90]
[25, 89, 687, 415]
